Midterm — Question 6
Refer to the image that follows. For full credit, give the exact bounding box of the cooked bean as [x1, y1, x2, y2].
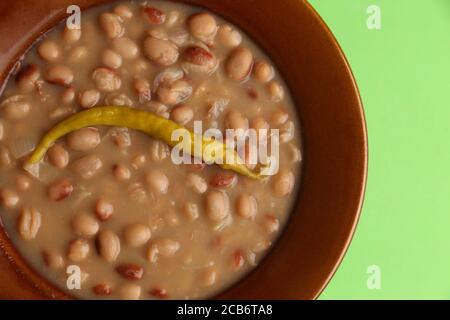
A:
[16, 64, 40, 92]
[201, 268, 217, 287]
[250, 116, 270, 141]
[217, 24, 242, 47]
[111, 37, 139, 60]
[62, 27, 81, 44]
[96, 230, 120, 262]
[38, 40, 60, 62]
[78, 89, 100, 108]
[205, 190, 229, 222]
[183, 202, 199, 221]
[101, 49, 122, 69]
[17, 207, 41, 240]
[187, 13, 218, 42]
[166, 10, 181, 27]
[66, 127, 100, 151]
[225, 110, 248, 131]
[118, 283, 141, 300]
[93, 284, 112, 296]
[61, 87, 76, 104]
[127, 182, 147, 203]
[210, 172, 238, 189]
[116, 263, 144, 280]
[98, 13, 124, 39]
[92, 67, 121, 92]
[270, 108, 289, 126]
[266, 81, 284, 102]
[48, 178, 73, 201]
[0, 188, 19, 208]
[45, 65, 73, 86]
[71, 212, 99, 237]
[68, 46, 88, 63]
[149, 140, 169, 161]
[147, 238, 180, 262]
[111, 128, 131, 148]
[113, 163, 131, 181]
[142, 6, 166, 25]
[186, 173, 207, 194]
[261, 214, 280, 234]
[48, 143, 69, 168]
[42, 250, 64, 269]
[71, 155, 103, 179]
[236, 194, 257, 219]
[156, 79, 192, 105]
[123, 223, 151, 248]
[182, 46, 217, 74]
[150, 287, 168, 299]
[133, 77, 151, 102]
[226, 47, 253, 81]
[272, 169, 294, 197]
[144, 36, 179, 66]
[105, 93, 132, 106]
[253, 61, 274, 83]
[280, 120, 295, 143]
[170, 104, 193, 125]
[131, 154, 146, 169]
[2, 100, 30, 120]
[146, 170, 169, 195]
[68, 239, 90, 262]
[16, 175, 31, 191]
[114, 5, 133, 19]
[95, 198, 114, 221]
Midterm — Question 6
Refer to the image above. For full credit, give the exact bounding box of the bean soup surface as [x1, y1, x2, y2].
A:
[0, 0, 301, 299]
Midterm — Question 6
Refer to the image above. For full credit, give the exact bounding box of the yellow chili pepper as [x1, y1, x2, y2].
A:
[27, 106, 263, 180]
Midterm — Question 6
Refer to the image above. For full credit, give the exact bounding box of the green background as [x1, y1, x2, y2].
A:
[308, 0, 450, 299]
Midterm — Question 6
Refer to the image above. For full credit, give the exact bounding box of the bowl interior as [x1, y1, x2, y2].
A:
[0, 0, 367, 299]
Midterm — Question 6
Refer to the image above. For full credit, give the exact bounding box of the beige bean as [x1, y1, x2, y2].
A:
[270, 108, 289, 126]
[144, 36, 179, 66]
[48, 178, 73, 201]
[78, 89, 100, 108]
[250, 116, 270, 141]
[266, 81, 284, 102]
[149, 140, 169, 161]
[133, 77, 151, 102]
[201, 268, 217, 287]
[183, 202, 199, 221]
[131, 154, 146, 169]
[95, 198, 114, 221]
[16, 175, 31, 191]
[111, 128, 131, 148]
[16, 64, 40, 92]
[170, 104, 193, 125]
[225, 47, 254, 81]
[102, 49, 122, 69]
[261, 214, 280, 234]
[2, 101, 30, 120]
[217, 24, 242, 47]
[147, 238, 180, 262]
[205, 190, 229, 222]
[66, 127, 100, 151]
[118, 283, 141, 300]
[187, 13, 218, 42]
[166, 10, 181, 27]
[68, 46, 88, 63]
[113, 163, 131, 181]
[45, 65, 73, 86]
[280, 120, 295, 143]
[61, 87, 76, 104]
[96, 230, 121, 262]
[92, 67, 121, 92]
[156, 79, 192, 105]
[71, 155, 103, 179]
[0, 188, 19, 208]
[114, 5, 133, 19]
[182, 46, 218, 74]
[71, 212, 99, 237]
[42, 250, 64, 269]
[17, 207, 41, 240]
[105, 93, 132, 107]
[225, 110, 249, 131]
[146, 170, 169, 195]
[62, 27, 81, 44]
[236, 194, 258, 219]
[68, 239, 90, 262]
[111, 37, 139, 60]
[98, 13, 124, 39]
[253, 61, 274, 83]
[272, 169, 295, 197]
[47, 144, 69, 168]
[123, 223, 151, 248]
[38, 40, 60, 62]
[142, 6, 166, 25]
[187, 173, 207, 194]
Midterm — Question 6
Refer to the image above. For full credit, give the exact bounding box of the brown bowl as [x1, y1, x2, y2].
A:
[0, 0, 367, 299]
